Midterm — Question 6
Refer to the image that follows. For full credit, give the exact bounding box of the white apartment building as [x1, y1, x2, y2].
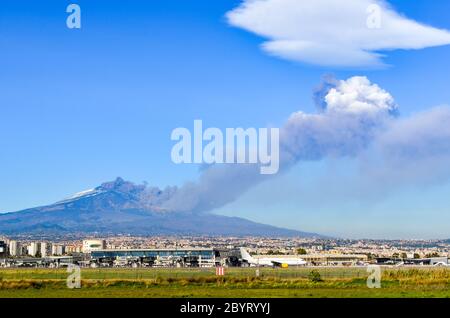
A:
[51, 244, 65, 256]
[27, 242, 40, 257]
[40, 242, 51, 257]
[8, 240, 21, 256]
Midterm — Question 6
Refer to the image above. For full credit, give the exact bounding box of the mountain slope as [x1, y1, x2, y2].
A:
[0, 178, 322, 237]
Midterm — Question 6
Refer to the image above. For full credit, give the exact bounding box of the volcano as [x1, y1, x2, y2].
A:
[0, 178, 322, 237]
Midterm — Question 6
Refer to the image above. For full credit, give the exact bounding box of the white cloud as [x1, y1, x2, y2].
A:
[281, 76, 395, 162]
[325, 76, 396, 115]
[226, 0, 450, 67]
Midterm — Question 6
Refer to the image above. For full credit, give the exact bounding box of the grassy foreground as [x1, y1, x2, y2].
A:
[0, 267, 448, 298]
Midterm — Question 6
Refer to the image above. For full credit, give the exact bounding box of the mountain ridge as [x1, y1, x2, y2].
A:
[0, 178, 324, 238]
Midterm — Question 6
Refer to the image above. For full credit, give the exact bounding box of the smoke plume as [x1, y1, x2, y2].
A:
[162, 76, 397, 213]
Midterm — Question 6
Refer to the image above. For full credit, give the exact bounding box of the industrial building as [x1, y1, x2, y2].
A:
[258, 254, 369, 266]
[90, 248, 229, 267]
[376, 256, 449, 266]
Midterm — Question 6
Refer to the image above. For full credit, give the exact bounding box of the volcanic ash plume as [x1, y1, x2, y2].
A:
[161, 76, 397, 213]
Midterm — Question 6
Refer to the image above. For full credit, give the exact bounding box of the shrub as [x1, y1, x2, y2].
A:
[308, 270, 323, 283]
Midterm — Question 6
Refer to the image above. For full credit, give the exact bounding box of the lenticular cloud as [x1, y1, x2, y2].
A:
[227, 0, 450, 67]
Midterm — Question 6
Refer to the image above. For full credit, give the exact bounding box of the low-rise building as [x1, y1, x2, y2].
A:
[82, 239, 106, 254]
[265, 254, 369, 266]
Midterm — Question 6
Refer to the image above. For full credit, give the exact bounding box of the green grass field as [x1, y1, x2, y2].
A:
[0, 267, 448, 298]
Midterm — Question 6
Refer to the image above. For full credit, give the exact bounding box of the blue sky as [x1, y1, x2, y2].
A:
[1, 0, 450, 238]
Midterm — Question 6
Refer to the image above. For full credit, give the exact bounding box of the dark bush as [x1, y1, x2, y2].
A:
[308, 270, 323, 282]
